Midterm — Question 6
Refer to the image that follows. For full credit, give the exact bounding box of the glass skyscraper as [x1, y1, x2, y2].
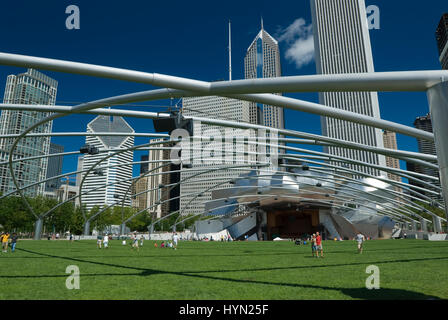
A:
[0, 69, 58, 196]
[244, 23, 284, 129]
[45, 143, 64, 192]
[406, 114, 441, 201]
[311, 0, 387, 176]
[413, 114, 439, 178]
[436, 13, 448, 70]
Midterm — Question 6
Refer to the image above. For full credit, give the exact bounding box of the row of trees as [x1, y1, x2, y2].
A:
[4, 196, 442, 236]
[409, 200, 447, 230]
[0, 195, 202, 236]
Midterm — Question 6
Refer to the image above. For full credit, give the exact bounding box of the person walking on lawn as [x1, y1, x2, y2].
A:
[315, 232, 324, 258]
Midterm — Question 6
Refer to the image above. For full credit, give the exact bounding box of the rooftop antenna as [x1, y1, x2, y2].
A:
[228, 20, 232, 81]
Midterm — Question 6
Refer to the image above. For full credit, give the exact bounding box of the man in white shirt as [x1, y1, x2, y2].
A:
[103, 234, 109, 249]
[172, 233, 179, 250]
[131, 233, 139, 251]
[355, 232, 365, 254]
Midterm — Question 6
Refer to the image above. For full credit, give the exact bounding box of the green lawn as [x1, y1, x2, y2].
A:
[1, 239, 447, 300]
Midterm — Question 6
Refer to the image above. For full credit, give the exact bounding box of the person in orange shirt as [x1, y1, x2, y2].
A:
[2, 232, 10, 253]
[315, 232, 324, 258]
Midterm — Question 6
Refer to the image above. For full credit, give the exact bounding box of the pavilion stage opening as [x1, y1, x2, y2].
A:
[265, 206, 326, 240]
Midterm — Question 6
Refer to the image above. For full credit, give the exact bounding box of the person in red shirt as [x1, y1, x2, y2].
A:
[315, 232, 324, 258]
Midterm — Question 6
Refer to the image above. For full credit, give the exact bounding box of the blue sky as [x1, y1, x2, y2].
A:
[0, 0, 447, 177]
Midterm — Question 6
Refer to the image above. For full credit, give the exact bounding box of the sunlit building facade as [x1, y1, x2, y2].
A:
[436, 13, 448, 70]
[311, 0, 387, 176]
[244, 24, 284, 129]
[80, 116, 134, 211]
[0, 69, 58, 196]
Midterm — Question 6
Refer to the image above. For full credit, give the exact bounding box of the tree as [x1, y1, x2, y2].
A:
[0, 195, 35, 232]
[127, 210, 151, 232]
[409, 200, 447, 231]
[45, 201, 76, 234]
[70, 206, 84, 235]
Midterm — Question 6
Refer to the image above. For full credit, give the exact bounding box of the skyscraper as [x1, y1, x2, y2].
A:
[414, 114, 436, 155]
[413, 114, 438, 177]
[382, 131, 401, 183]
[133, 138, 179, 218]
[311, 0, 386, 176]
[140, 154, 149, 174]
[244, 22, 284, 129]
[132, 176, 150, 213]
[76, 156, 84, 187]
[132, 155, 150, 213]
[407, 113, 440, 201]
[0, 69, 58, 196]
[180, 96, 254, 216]
[45, 143, 64, 192]
[80, 116, 134, 211]
[436, 13, 448, 70]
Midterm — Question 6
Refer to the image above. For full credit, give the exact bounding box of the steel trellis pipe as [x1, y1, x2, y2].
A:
[0, 103, 438, 165]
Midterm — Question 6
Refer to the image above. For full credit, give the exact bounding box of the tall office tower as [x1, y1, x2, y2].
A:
[133, 139, 180, 218]
[76, 156, 84, 187]
[146, 138, 180, 218]
[382, 131, 401, 182]
[80, 116, 134, 211]
[407, 114, 441, 201]
[180, 96, 255, 216]
[244, 23, 284, 129]
[0, 69, 58, 196]
[45, 143, 64, 192]
[132, 155, 150, 212]
[413, 114, 439, 178]
[436, 13, 448, 69]
[140, 154, 149, 174]
[132, 176, 150, 212]
[311, 0, 386, 176]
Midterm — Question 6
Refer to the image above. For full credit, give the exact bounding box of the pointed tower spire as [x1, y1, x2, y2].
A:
[261, 16, 264, 31]
[228, 20, 232, 81]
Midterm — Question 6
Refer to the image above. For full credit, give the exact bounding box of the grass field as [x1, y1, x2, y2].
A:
[1, 239, 447, 300]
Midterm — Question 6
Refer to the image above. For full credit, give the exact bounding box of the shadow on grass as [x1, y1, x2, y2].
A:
[6, 243, 439, 260]
[321, 245, 444, 254]
[338, 287, 439, 300]
[3, 248, 445, 300]
[163, 271, 441, 300]
[2, 251, 303, 260]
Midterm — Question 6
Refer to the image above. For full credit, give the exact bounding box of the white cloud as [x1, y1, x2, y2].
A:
[278, 18, 315, 69]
